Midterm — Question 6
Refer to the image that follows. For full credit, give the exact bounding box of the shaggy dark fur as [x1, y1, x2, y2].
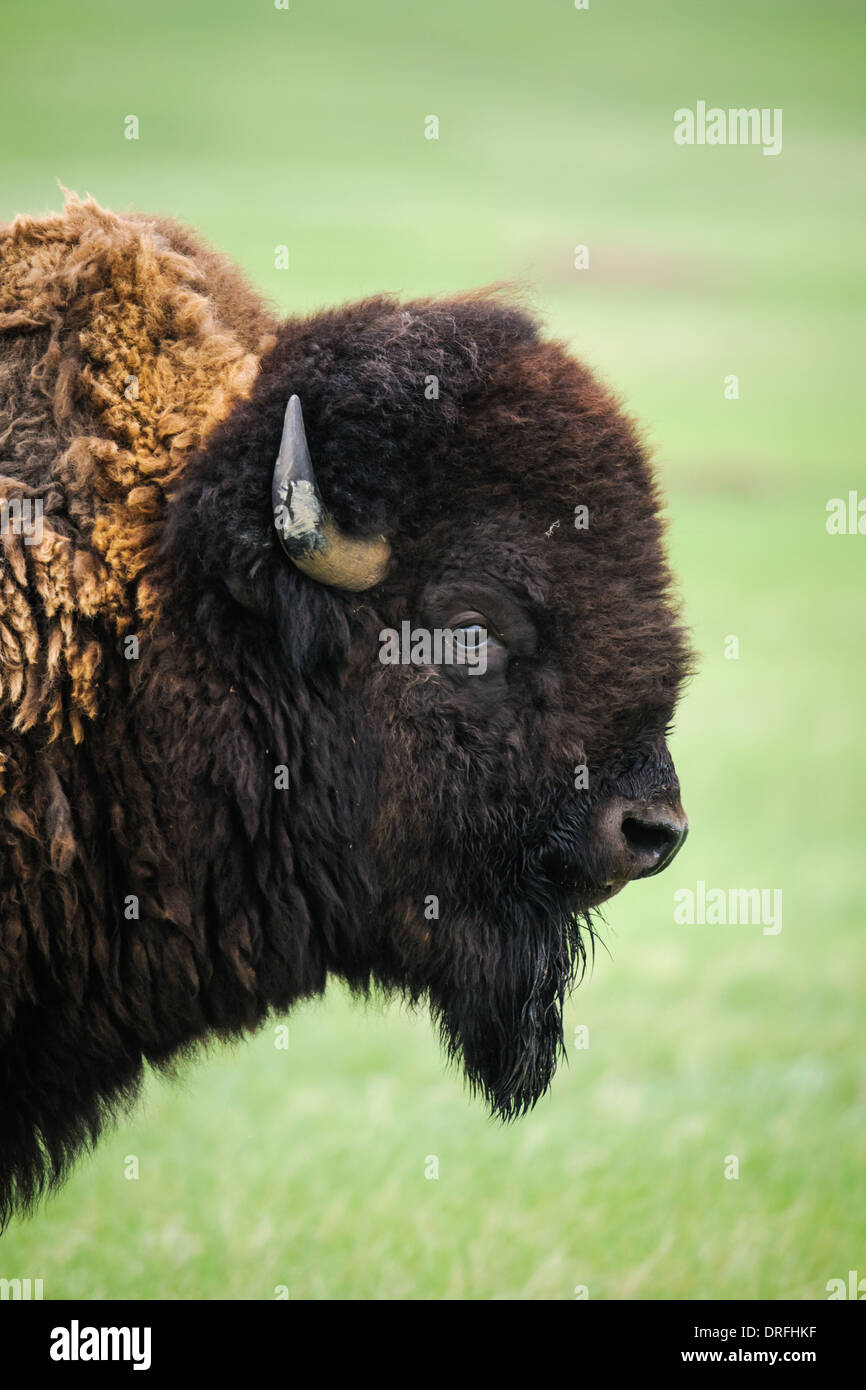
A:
[0, 198, 691, 1225]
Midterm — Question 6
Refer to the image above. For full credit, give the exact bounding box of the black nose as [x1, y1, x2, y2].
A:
[594, 797, 689, 885]
[621, 807, 688, 876]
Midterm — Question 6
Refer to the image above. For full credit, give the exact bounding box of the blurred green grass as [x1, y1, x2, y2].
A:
[1, 0, 864, 1299]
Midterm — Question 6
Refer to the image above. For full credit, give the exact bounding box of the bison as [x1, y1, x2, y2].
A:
[0, 196, 691, 1224]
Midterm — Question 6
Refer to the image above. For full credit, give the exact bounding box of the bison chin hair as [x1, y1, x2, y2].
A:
[423, 896, 596, 1121]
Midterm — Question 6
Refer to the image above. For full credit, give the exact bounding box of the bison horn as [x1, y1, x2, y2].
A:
[272, 395, 391, 591]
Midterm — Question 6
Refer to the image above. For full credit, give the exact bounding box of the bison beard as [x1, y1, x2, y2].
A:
[431, 896, 589, 1121]
[0, 196, 692, 1224]
[377, 812, 593, 1120]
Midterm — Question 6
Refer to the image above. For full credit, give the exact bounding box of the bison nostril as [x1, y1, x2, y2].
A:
[593, 796, 689, 886]
[622, 815, 678, 861]
[620, 809, 688, 877]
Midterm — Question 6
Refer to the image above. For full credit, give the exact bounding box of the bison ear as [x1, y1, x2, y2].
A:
[272, 395, 391, 592]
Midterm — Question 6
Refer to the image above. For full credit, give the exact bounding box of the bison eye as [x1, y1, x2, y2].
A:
[447, 612, 507, 677]
[453, 619, 485, 644]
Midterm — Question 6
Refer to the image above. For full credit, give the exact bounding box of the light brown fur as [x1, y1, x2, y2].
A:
[0, 195, 276, 754]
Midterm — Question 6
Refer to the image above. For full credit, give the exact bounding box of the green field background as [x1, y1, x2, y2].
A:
[1, 0, 864, 1299]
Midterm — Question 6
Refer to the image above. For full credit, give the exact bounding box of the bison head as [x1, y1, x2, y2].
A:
[160, 290, 692, 1121]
